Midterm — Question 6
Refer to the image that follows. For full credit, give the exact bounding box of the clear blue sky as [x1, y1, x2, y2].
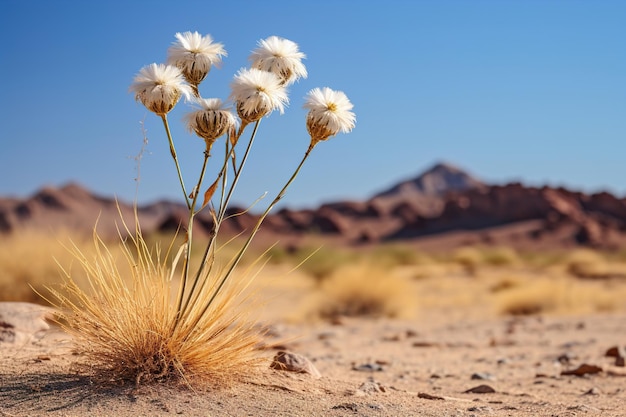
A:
[2, 0, 625, 209]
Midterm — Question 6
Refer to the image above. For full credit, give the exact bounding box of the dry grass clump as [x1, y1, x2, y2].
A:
[495, 276, 626, 316]
[564, 249, 610, 279]
[452, 246, 484, 275]
[49, 230, 262, 387]
[286, 245, 358, 284]
[489, 275, 524, 293]
[482, 246, 520, 267]
[310, 263, 415, 320]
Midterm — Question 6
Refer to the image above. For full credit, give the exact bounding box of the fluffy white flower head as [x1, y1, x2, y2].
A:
[184, 98, 237, 144]
[304, 87, 356, 143]
[167, 31, 226, 88]
[249, 36, 307, 86]
[130, 63, 193, 115]
[229, 68, 289, 124]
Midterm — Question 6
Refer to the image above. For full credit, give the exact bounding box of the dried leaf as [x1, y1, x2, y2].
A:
[202, 179, 219, 209]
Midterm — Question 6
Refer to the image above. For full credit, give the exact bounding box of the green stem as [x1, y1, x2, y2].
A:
[175, 141, 213, 324]
[178, 121, 262, 323]
[188, 143, 315, 331]
[160, 115, 191, 210]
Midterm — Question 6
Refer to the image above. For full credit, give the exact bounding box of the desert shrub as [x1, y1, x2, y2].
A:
[482, 246, 520, 267]
[311, 263, 414, 320]
[452, 246, 484, 275]
[50, 229, 262, 386]
[496, 278, 568, 315]
[495, 277, 626, 316]
[489, 275, 524, 293]
[293, 245, 357, 284]
[565, 249, 610, 279]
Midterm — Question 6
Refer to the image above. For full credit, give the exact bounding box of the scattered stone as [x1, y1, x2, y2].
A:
[405, 329, 419, 338]
[270, 351, 321, 379]
[605, 346, 626, 367]
[582, 387, 601, 395]
[355, 380, 386, 396]
[468, 406, 494, 412]
[352, 363, 384, 372]
[605, 346, 623, 357]
[418, 392, 445, 400]
[556, 352, 577, 364]
[317, 331, 335, 340]
[331, 403, 359, 412]
[561, 364, 603, 377]
[0, 302, 54, 344]
[471, 372, 496, 381]
[464, 384, 496, 394]
[567, 404, 601, 412]
[412, 341, 441, 348]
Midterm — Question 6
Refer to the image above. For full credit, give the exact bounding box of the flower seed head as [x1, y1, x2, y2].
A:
[184, 98, 237, 143]
[303, 87, 356, 144]
[249, 36, 307, 86]
[229, 68, 289, 124]
[167, 31, 227, 89]
[130, 63, 193, 115]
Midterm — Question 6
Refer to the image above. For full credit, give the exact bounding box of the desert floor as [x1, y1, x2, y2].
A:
[2, 263, 626, 417]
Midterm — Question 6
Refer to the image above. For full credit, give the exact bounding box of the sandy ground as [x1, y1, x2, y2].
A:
[2, 301, 626, 417]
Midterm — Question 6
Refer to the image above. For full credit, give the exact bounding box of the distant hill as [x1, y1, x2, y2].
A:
[2, 163, 626, 251]
[373, 161, 486, 198]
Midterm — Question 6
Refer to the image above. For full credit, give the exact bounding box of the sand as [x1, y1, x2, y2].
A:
[2, 300, 626, 417]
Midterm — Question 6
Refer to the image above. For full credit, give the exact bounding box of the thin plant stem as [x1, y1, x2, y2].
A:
[186, 142, 315, 332]
[175, 141, 214, 322]
[179, 121, 262, 321]
[160, 114, 191, 210]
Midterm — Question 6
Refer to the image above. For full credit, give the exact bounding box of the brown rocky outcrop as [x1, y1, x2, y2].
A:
[1, 163, 625, 250]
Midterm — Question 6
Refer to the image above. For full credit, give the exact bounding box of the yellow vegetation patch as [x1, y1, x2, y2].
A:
[306, 263, 416, 320]
[0, 231, 95, 304]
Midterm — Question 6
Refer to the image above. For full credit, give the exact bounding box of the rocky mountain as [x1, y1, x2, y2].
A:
[2, 163, 626, 250]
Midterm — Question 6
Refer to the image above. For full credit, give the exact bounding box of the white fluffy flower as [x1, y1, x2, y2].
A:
[130, 63, 193, 115]
[167, 31, 226, 88]
[249, 36, 307, 86]
[229, 68, 289, 124]
[184, 98, 237, 143]
[303, 87, 355, 143]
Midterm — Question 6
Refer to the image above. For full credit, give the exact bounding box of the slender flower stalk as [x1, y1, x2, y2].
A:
[249, 36, 307, 85]
[304, 87, 356, 147]
[229, 68, 289, 125]
[188, 142, 315, 333]
[178, 119, 262, 321]
[174, 138, 213, 317]
[167, 31, 226, 95]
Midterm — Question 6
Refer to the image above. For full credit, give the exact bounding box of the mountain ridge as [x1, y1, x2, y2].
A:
[2, 163, 626, 250]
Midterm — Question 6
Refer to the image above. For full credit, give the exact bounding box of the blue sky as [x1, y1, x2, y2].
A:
[1, 1, 625, 209]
